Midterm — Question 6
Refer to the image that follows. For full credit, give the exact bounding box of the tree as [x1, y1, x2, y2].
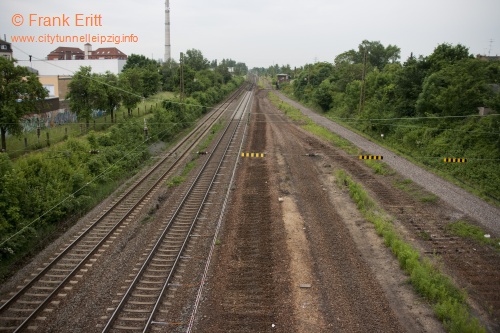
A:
[140, 67, 161, 97]
[393, 54, 430, 117]
[358, 40, 400, 70]
[161, 59, 179, 91]
[122, 54, 159, 71]
[67, 66, 98, 128]
[93, 72, 121, 123]
[215, 64, 232, 84]
[426, 43, 473, 73]
[336, 40, 401, 71]
[120, 68, 143, 116]
[313, 79, 334, 111]
[416, 58, 490, 116]
[0, 58, 48, 151]
[183, 49, 209, 71]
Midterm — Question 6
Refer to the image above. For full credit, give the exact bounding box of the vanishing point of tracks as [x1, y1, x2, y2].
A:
[0, 83, 253, 332]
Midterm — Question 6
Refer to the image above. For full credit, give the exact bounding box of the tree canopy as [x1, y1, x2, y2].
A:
[0, 58, 48, 151]
[122, 54, 159, 71]
[282, 40, 500, 201]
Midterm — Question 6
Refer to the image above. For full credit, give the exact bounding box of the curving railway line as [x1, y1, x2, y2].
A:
[0, 83, 252, 333]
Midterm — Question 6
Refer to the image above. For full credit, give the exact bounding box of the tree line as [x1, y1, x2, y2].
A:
[0, 49, 249, 152]
[265, 41, 500, 201]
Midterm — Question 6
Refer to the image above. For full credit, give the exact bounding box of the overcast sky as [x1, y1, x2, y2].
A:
[2, 0, 500, 69]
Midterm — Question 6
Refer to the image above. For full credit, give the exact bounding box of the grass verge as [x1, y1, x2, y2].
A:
[335, 169, 485, 333]
[269, 92, 400, 177]
[166, 120, 223, 188]
[445, 220, 500, 251]
[6, 92, 173, 159]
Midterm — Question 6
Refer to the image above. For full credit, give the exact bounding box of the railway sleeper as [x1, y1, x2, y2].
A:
[2, 307, 33, 312]
[135, 286, 163, 291]
[116, 316, 148, 322]
[37, 279, 62, 284]
[129, 293, 159, 299]
[138, 279, 166, 285]
[148, 263, 174, 269]
[157, 248, 182, 253]
[117, 308, 150, 314]
[113, 324, 147, 330]
[20, 293, 50, 299]
[142, 273, 167, 279]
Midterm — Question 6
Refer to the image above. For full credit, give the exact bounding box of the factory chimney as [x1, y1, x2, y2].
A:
[164, 0, 171, 62]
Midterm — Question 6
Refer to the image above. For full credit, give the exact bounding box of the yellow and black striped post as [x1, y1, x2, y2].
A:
[359, 155, 383, 160]
[443, 158, 467, 163]
[241, 153, 266, 158]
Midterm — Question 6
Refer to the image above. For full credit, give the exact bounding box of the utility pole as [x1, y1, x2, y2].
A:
[179, 52, 185, 101]
[358, 47, 368, 114]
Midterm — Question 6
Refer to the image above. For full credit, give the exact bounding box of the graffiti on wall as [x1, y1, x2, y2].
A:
[21, 109, 78, 132]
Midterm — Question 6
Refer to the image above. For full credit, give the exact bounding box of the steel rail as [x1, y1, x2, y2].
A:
[143, 90, 253, 332]
[102, 89, 253, 333]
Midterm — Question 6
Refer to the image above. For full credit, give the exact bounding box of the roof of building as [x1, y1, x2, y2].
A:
[0, 39, 13, 51]
[48, 47, 84, 56]
[476, 54, 500, 61]
[92, 47, 126, 56]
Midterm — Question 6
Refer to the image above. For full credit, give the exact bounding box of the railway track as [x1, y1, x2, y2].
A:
[270, 98, 500, 327]
[100, 89, 253, 332]
[0, 84, 250, 333]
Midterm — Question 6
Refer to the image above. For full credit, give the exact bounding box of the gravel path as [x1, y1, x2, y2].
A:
[277, 92, 500, 234]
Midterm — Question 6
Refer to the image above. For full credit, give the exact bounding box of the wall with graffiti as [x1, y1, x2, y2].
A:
[21, 109, 78, 132]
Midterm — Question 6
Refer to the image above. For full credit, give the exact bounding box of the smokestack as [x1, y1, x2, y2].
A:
[164, 0, 171, 62]
[84, 43, 92, 60]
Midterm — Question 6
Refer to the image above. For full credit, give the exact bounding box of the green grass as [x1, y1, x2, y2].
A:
[445, 220, 500, 250]
[165, 120, 224, 188]
[268, 92, 360, 156]
[335, 169, 486, 333]
[198, 121, 225, 152]
[419, 194, 439, 203]
[394, 178, 413, 190]
[5, 92, 173, 159]
[363, 159, 395, 176]
[393, 178, 439, 204]
[167, 175, 185, 188]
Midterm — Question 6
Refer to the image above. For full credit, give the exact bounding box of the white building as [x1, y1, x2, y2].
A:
[17, 58, 126, 76]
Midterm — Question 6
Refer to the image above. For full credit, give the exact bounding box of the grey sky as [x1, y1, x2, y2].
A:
[2, 0, 499, 69]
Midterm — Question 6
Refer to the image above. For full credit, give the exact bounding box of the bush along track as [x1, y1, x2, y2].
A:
[335, 170, 485, 333]
[0, 77, 244, 281]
